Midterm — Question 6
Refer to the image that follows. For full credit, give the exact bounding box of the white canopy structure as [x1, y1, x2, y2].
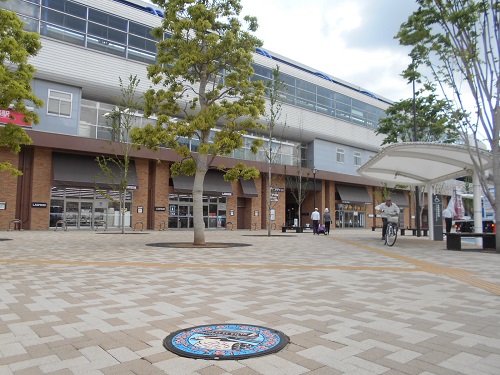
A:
[357, 142, 493, 242]
[357, 142, 492, 187]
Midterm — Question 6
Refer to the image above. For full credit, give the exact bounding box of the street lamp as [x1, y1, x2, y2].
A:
[312, 167, 318, 211]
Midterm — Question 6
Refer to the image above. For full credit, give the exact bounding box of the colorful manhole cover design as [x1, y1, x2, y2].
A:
[164, 324, 289, 360]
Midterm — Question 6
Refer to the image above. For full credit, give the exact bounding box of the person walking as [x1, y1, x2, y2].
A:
[311, 208, 320, 235]
[375, 198, 400, 240]
[323, 208, 332, 235]
[442, 207, 453, 233]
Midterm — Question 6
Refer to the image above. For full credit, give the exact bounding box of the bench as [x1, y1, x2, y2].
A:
[400, 228, 428, 236]
[282, 226, 305, 233]
[446, 233, 496, 251]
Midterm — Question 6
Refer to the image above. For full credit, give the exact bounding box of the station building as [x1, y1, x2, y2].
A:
[0, 0, 418, 231]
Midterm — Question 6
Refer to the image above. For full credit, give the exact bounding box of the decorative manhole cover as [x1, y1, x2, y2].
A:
[164, 324, 289, 360]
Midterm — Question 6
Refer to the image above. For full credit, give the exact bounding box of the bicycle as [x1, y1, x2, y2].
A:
[384, 214, 399, 246]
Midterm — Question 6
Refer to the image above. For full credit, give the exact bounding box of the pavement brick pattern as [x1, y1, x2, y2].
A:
[1, 229, 499, 374]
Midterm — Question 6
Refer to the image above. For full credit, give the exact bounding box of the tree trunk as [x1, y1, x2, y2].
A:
[193, 157, 208, 245]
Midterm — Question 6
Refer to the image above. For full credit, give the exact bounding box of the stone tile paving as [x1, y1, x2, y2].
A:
[0, 229, 499, 374]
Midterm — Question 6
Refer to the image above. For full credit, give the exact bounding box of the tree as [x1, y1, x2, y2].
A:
[264, 66, 286, 237]
[285, 115, 311, 228]
[0, 6, 43, 176]
[376, 83, 461, 145]
[397, 0, 499, 246]
[131, 0, 265, 245]
[96, 75, 142, 234]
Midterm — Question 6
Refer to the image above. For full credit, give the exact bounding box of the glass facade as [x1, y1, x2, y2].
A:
[168, 194, 227, 229]
[50, 187, 133, 229]
[5, 0, 387, 131]
[334, 203, 366, 229]
[79, 99, 301, 166]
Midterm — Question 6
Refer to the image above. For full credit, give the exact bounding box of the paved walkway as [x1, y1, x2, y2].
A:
[1, 229, 499, 375]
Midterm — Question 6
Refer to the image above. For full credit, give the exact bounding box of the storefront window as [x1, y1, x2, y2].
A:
[168, 194, 227, 229]
[334, 203, 366, 228]
[49, 187, 133, 229]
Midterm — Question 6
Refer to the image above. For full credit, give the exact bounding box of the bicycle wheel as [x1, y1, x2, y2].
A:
[386, 224, 397, 246]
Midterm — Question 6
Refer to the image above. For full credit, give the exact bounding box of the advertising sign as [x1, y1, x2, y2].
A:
[0, 109, 32, 127]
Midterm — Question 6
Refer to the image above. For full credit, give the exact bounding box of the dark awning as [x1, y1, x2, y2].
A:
[52, 153, 138, 189]
[240, 178, 258, 198]
[172, 170, 233, 196]
[336, 184, 372, 205]
[388, 190, 409, 207]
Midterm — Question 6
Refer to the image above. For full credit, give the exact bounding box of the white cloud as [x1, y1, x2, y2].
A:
[239, 0, 417, 101]
[144, 0, 418, 101]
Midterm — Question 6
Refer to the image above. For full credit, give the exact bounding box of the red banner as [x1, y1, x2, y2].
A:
[0, 109, 32, 127]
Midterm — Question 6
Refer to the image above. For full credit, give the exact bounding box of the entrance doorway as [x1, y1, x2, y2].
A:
[65, 200, 93, 228]
[335, 203, 367, 228]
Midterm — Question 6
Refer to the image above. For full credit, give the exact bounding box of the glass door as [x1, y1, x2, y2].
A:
[64, 200, 93, 229]
[64, 201, 79, 228]
[178, 205, 191, 228]
[80, 201, 93, 228]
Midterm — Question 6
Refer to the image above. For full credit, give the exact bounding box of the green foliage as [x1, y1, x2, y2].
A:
[96, 75, 143, 233]
[130, 0, 265, 243]
[0, 7, 43, 174]
[131, 0, 266, 168]
[377, 83, 461, 145]
[396, 0, 499, 225]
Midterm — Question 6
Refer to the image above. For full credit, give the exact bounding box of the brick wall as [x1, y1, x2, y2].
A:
[0, 148, 19, 230]
[30, 148, 52, 229]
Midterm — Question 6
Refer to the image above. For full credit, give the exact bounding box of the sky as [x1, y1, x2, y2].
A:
[238, 0, 419, 102]
[145, 0, 419, 102]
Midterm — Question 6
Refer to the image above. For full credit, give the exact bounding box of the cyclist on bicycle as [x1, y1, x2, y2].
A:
[375, 198, 400, 240]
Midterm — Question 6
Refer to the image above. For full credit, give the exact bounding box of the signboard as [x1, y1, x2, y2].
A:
[31, 202, 47, 208]
[221, 192, 233, 196]
[0, 109, 31, 127]
[432, 194, 443, 241]
[155, 206, 166, 211]
[271, 187, 285, 192]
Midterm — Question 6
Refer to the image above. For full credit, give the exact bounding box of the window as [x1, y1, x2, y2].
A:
[354, 152, 361, 167]
[336, 148, 345, 163]
[47, 90, 72, 117]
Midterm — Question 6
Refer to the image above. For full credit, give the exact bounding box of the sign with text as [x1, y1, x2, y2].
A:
[154, 206, 166, 211]
[31, 202, 47, 208]
[0, 109, 32, 127]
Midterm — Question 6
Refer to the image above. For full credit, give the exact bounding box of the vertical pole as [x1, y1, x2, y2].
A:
[413, 75, 422, 237]
[473, 172, 482, 246]
[313, 168, 317, 210]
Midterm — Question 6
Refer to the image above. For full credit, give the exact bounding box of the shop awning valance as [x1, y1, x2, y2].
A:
[52, 153, 138, 189]
[388, 190, 409, 207]
[240, 178, 258, 198]
[336, 184, 372, 205]
[172, 170, 233, 196]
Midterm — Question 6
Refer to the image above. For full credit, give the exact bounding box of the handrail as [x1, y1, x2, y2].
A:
[8, 219, 22, 231]
[54, 220, 67, 231]
[94, 220, 107, 231]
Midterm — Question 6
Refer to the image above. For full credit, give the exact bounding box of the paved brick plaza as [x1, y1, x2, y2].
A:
[1, 229, 499, 374]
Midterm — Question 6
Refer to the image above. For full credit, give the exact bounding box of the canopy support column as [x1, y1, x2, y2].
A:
[473, 171, 482, 246]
